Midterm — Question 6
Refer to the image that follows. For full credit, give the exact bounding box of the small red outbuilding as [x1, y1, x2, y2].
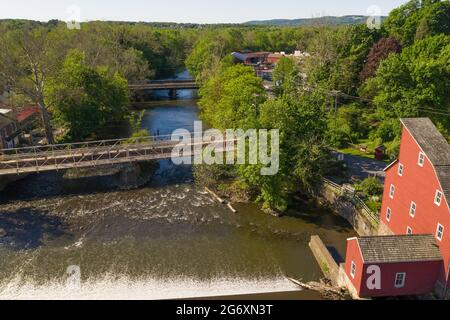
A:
[345, 235, 443, 298]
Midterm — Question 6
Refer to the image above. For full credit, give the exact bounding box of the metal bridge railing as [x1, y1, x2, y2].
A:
[0, 132, 235, 175]
[322, 178, 380, 227]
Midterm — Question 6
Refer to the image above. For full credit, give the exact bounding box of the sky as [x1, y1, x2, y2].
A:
[0, 0, 407, 24]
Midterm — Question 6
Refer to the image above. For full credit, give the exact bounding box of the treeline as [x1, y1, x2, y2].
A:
[0, 19, 351, 142]
[190, 0, 450, 211]
[0, 20, 197, 141]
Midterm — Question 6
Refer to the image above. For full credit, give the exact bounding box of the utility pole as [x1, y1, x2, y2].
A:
[330, 90, 340, 125]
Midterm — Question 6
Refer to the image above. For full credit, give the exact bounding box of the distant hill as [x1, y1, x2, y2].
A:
[0, 16, 387, 28]
[244, 15, 387, 26]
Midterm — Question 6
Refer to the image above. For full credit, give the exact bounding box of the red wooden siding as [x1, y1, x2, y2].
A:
[380, 126, 450, 286]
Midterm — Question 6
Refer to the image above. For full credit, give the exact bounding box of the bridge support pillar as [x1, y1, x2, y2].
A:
[169, 89, 177, 100]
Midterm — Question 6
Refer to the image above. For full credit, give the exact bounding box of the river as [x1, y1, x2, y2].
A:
[0, 73, 356, 300]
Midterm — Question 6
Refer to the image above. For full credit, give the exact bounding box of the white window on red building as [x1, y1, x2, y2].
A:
[398, 163, 404, 176]
[386, 207, 392, 222]
[435, 190, 443, 206]
[389, 185, 395, 199]
[409, 202, 416, 218]
[350, 261, 356, 279]
[436, 224, 444, 242]
[418, 152, 425, 167]
[395, 272, 406, 288]
[406, 227, 413, 235]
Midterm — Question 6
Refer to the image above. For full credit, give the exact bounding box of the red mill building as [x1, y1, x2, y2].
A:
[343, 118, 450, 299]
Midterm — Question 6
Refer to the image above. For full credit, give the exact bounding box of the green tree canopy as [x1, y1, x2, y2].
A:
[371, 34, 450, 138]
[415, 1, 450, 40]
[46, 49, 130, 141]
[384, 0, 448, 45]
[198, 63, 266, 130]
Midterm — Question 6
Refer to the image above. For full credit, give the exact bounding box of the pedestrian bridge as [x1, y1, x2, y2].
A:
[0, 133, 235, 176]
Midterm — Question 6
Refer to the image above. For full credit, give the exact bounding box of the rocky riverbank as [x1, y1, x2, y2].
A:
[63, 161, 160, 190]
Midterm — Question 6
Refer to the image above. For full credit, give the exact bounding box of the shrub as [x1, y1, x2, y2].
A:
[356, 177, 383, 197]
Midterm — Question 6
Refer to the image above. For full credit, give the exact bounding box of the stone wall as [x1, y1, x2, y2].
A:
[309, 235, 340, 286]
[0, 162, 158, 192]
[317, 183, 379, 237]
[377, 221, 395, 236]
[63, 162, 159, 190]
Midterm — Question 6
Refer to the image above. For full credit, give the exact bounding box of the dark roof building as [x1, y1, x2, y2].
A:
[356, 235, 442, 264]
[231, 51, 270, 66]
[345, 235, 444, 298]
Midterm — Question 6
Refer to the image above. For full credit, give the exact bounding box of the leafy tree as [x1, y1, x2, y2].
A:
[126, 110, 150, 143]
[186, 26, 322, 83]
[304, 25, 380, 95]
[0, 27, 62, 144]
[272, 56, 304, 95]
[371, 35, 450, 138]
[46, 50, 130, 141]
[250, 92, 329, 210]
[198, 64, 266, 130]
[360, 37, 402, 81]
[327, 103, 368, 148]
[415, 1, 450, 40]
[356, 177, 384, 197]
[384, 0, 445, 45]
[128, 110, 146, 134]
[70, 23, 150, 82]
[186, 31, 240, 82]
[198, 58, 329, 210]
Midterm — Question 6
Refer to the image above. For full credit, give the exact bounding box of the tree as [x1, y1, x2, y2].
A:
[327, 103, 368, 148]
[0, 27, 60, 144]
[371, 35, 450, 139]
[46, 50, 130, 141]
[360, 37, 402, 81]
[198, 64, 266, 130]
[186, 31, 241, 82]
[356, 177, 383, 197]
[415, 1, 450, 40]
[384, 0, 445, 45]
[198, 60, 330, 211]
[250, 91, 329, 210]
[272, 56, 303, 96]
[72, 23, 150, 82]
[304, 25, 380, 96]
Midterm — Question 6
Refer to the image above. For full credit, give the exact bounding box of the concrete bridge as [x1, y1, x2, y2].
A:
[129, 80, 199, 98]
[0, 133, 235, 176]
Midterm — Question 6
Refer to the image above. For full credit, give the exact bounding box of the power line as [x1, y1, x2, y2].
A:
[301, 84, 450, 117]
[417, 109, 450, 117]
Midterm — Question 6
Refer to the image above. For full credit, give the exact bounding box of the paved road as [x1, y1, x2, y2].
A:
[332, 151, 387, 182]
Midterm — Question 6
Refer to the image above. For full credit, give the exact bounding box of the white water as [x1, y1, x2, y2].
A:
[0, 276, 302, 300]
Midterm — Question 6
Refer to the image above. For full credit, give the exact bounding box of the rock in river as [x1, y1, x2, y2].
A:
[0, 228, 7, 238]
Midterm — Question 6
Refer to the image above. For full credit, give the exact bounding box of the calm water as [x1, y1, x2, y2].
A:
[0, 74, 356, 299]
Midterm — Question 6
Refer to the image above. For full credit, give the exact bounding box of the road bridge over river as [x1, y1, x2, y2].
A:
[129, 80, 199, 98]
